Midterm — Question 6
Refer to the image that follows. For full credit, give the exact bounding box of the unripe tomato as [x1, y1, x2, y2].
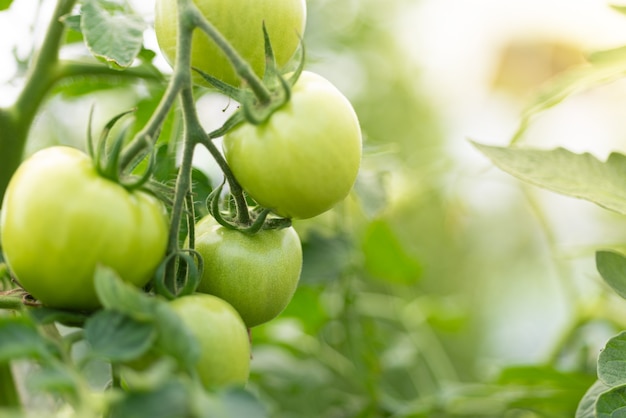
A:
[192, 215, 302, 328]
[0, 146, 168, 310]
[170, 294, 250, 388]
[223, 71, 362, 219]
[154, 0, 307, 87]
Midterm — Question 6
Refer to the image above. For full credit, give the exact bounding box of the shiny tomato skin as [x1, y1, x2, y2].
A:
[223, 71, 362, 219]
[154, 0, 306, 87]
[170, 294, 250, 388]
[193, 215, 302, 328]
[0, 146, 168, 310]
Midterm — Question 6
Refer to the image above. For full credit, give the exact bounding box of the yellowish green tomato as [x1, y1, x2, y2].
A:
[154, 0, 307, 87]
[192, 215, 302, 328]
[0, 146, 168, 310]
[169, 294, 250, 388]
[223, 71, 363, 219]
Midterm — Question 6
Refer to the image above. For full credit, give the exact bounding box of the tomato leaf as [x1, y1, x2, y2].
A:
[595, 384, 626, 417]
[93, 265, 155, 320]
[27, 363, 80, 398]
[81, 0, 146, 70]
[0, 0, 12, 11]
[27, 307, 88, 327]
[84, 310, 157, 362]
[362, 219, 422, 284]
[598, 331, 626, 387]
[0, 315, 57, 362]
[200, 388, 269, 418]
[300, 231, 353, 284]
[108, 379, 192, 418]
[151, 303, 201, 371]
[596, 250, 626, 300]
[576, 380, 612, 418]
[473, 143, 626, 215]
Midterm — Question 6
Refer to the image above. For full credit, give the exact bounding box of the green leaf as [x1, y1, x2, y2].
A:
[109, 379, 192, 418]
[611, 5, 626, 16]
[81, 0, 146, 69]
[362, 219, 422, 284]
[0, 0, 12, 11]
[596, 384, 626, 417]
[93, 265, 156, 321]
[300, 231, 353, 284]
[27, 363, 80, 397]
[599, 332, 626, 386]
[84, 310, 156, 362]
[596, 251, 626, 300]
[473, 143, 626, 215]
[200, 388, 268, 418]
[0, 316, 56, 362]
[577, 380, 612, 418]
[512, 46, 626, 141]
[151, 303, 201, 371]
[27, 306, 88, 327]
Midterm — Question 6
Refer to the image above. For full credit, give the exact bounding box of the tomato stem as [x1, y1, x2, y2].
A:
[0, 363, 20, 408]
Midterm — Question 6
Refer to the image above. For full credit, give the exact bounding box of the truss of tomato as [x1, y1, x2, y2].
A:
[223, 71, 363, 219]
[191, 215, 302, 328]
[0, 146, 168, 310]
[154, 0, 307, 87]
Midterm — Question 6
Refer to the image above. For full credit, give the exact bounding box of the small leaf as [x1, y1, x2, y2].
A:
[473, 143, 626, 215]
[151, 303, 201, 371]
[362, 219, 422, 284]
[84, 310, 156, 362]
[27, 364, 80, 397]
[597, 250, 626, 300]
[200, 388, 269, 418]
[81, 0, 146, 69]
[27, 307, 88, 327]
[577, 380, 612, 418]
[0, 316, 56, 362]
[109, 379, 192, 418]
[596, 384, 626, 417]
[0, 0, 12, 11]
[599, 332, 626, 386]
[93, 265, 156, 320]
[300, 232, 353, 284]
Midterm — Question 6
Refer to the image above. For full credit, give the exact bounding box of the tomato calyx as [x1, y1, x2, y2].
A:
[153, 249, 204, 300]
[194, 23, 305, 127]
[205, 180, 291, 234]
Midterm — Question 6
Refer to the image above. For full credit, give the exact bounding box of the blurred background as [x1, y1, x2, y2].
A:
[5, 0, 626, 416]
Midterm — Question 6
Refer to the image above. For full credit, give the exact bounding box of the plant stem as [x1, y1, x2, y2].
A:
[0, 363, 20, 408]
[186, 3, 271, 104]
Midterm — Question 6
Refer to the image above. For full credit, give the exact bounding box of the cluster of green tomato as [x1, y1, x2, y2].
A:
[0, 0, 361, 390]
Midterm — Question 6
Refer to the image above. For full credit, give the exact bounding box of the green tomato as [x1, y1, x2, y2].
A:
[154, 0, 306, 87]
[192, 215, 302, 328]
[170, 294, 250, 388]
[223, 71, 362, 219]
[0, 146, 168, 310]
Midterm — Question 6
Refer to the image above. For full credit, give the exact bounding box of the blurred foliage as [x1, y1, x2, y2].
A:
[8, 0, 617, 416]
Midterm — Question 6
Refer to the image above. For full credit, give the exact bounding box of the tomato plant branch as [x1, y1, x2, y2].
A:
[0, 363, 20, 408]
[187, 3, 272, 104]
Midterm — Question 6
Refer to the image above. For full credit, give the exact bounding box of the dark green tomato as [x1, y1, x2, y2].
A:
[192, 215, 302, 327]
[154, 0, 306, 87]
[0, 146, 168, 310]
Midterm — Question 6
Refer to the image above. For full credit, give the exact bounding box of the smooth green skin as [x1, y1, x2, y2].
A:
[0, 146, 168, 310]
[223, 71, 363, 219]
[170, 294, 250, 388]
[154, 0, 306, 87]
[193, 215, 302, 328]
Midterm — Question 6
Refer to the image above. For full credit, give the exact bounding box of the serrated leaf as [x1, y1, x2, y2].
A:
[473, 143, 626, 215]
[577, 380, 612, 418]
[596, 384, 626, 417]
[0, 0, 12, 11]
[599, 332, 626, 386]
[362, 219, 422, 284]
[0, 316, 56, 362]
[93, 265, 156, 320]
[84, 310, 156, 362]
[81, 0, 146, 69]
[596, 251, 626, 300]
